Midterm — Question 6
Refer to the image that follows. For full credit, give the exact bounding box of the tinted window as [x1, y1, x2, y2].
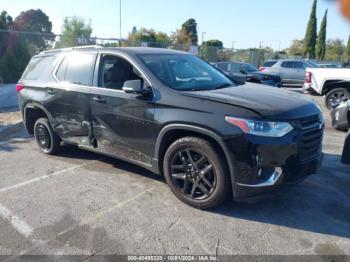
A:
[63, 53, 96, 86]
[241, 64, 258, 73]
[100, 55, 142, 90]
[229, 63, 240, 73]
[216, 63, 229, 71]
[139, 54, 232, 91]
[22, 56, 56, 80]
[294, 62, 304, 69]
[281, 61, 294, 68]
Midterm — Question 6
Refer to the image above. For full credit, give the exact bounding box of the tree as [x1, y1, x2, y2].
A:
[13, 9, 53, 52]
[127, 27, 170, 47]
[0, 11, 13, 52]
[0, 10, 30, 83]
[325, 39, 345, 61]
[172, 18, 198, 47]
[303, 0, 317, 58]
[131, 26, 137, 35]
[316, 9, 327, 60]
[287, 39, 304, 56]
[55, 16, 94, 48]
[202, 39, 223, 49]
[346, 35, 350, 60]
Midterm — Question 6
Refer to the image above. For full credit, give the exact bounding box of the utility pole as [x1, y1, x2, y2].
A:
[202, 32, 206, 45]
[119, 0, 122, 43]
[231, 41, 235, 51]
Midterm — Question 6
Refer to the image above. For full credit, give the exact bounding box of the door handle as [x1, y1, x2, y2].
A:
[93, 96, 106, 104]
[47, 89, 56, 95]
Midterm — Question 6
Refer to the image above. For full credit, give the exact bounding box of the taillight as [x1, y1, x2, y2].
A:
[259, 67, 266, 71]
[305, 72, 312, 83]
[16, 84, 24, 93]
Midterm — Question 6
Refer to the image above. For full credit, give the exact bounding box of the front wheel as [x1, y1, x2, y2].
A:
[163, 137, 230, 209]
[34, 118, 61, 154]
[325, 88, 349, 109]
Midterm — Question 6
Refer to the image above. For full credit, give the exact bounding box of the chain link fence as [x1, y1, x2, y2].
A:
[1, 30, 345, 84]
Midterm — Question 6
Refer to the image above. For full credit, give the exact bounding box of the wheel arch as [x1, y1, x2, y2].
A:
[322, 80, 350, 95]
[154, 124, 237, 195]
[23, 103, 54, 135]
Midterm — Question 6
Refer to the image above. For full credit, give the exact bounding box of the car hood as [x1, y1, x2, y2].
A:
[183, 83, 320, 120]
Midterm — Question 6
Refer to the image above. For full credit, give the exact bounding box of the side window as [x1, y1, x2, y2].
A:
[22, 55, 56, 80]
[100, 55, 142, 90]
[229, 63, 240, 73]
[60, 52, 96, 86]
[281, 62, 293, 68]
[56, 58, 68, 82]
[217, 63, 228, 71]
[294, 62, 304, 69]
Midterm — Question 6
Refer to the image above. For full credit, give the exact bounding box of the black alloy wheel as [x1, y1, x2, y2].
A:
[170, 148, 216, 200]
[163, 137, 229, 209]
[326, 88, 349, 109]
[34, 118, 61, 154]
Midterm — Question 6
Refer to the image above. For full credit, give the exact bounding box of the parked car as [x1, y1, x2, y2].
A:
[304, 67, 350, 109]
[263, 59, 318, 86]
[18, 46, 324, 209]
[330, 99, 349, 131]
[213, 62, 282, 87]
[259, 60, 278, 71]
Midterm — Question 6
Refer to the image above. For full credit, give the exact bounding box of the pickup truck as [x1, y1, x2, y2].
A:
[304, 68, 350, 109]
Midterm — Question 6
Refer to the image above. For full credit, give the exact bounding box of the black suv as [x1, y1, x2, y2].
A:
[17, 46, 324, 209]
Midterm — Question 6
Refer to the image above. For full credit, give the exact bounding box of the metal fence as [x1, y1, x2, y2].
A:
[0, 30, 347, 83]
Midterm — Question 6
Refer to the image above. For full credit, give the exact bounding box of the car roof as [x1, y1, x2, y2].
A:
[38, 46, 188, 57]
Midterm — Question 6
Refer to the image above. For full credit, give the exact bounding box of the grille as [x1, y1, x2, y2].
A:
[294, 114, 324, 163]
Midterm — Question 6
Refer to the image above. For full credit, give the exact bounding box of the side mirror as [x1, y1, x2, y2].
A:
[122, 79, 143, 93]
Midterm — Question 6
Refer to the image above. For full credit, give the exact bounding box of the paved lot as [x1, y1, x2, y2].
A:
[0, 89, 349, 258]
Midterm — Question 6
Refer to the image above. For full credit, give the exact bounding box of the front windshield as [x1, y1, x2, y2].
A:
[242, 63, 258, 73]
[138, 54, 233, 91]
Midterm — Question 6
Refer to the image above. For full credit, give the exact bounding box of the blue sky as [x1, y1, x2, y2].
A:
[2, 0, 349, 49]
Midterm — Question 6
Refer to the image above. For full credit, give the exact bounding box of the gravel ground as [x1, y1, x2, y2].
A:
[0, 89, 349, 259]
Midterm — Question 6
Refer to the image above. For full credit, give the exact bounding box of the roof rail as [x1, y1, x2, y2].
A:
[39, 45, 103, 55]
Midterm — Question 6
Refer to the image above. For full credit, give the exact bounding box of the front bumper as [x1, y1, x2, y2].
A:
[225, 119, 324, 200]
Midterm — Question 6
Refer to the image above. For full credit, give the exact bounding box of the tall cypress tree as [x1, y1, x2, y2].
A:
[304, 0, 318, 58]
[346, 35, 350, 60]
[316, 9, 327, 60]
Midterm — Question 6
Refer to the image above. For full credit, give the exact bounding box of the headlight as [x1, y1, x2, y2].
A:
[225, 116, 294, 137]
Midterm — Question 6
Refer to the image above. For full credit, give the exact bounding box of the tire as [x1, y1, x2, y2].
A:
[163, 137, 230, 209]
[34, 118, 61, 154]
[325, 88, 349, 110]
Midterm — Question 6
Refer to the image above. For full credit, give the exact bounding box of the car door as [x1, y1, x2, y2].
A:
[45, 52, 97, 145]
[294, 61, 307, 84]
[90, 53, 156, 165]
[280, 61, 296, 84]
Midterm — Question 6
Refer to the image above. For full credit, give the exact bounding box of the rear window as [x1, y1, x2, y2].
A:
[56, 52, 96, 86]
[22, 55, 56, 80]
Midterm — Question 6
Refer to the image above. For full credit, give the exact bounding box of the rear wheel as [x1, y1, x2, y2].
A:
[325, 88, 349, 109]
[34, 118, 61, 154]
[163, 137, 229, 209]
